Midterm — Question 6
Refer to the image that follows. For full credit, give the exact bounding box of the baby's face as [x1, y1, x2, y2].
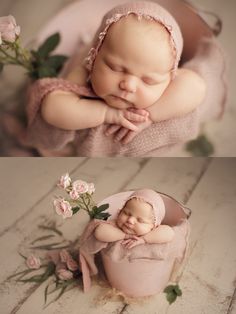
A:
[116, 198, 154, 236]
[90, 15, 174, 109]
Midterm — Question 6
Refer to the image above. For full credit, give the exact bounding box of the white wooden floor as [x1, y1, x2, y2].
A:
[0, 158, 235, 314]
[0, 0, 236, 156]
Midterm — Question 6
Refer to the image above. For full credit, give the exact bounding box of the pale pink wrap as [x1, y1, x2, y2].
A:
[25, 0, 227, 156]
[79, 190, 190, 297]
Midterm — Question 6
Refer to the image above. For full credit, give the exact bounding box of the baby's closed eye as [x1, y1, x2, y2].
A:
[142, 77, 159, 85]
[105, 60, 124, 72]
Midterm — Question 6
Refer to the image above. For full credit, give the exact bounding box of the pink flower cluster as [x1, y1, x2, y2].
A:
[53, 173, 95, 219]
[0, 15, 20, 44]
[48, 249, 79, 281]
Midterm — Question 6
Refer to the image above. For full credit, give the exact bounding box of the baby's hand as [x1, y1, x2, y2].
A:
[105, 107, 149, 131]
[121, 235, 146, 249]
[105, 118, 152, 144]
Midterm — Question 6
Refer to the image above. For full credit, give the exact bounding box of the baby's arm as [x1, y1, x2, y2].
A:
[122, 225, 174, 249]
[41, 91, 147, 131]
[148, 68, 206, 122]
[94, 222, 126, 242]
[105, 69, 206, 143]
[143, 225, 174, 244]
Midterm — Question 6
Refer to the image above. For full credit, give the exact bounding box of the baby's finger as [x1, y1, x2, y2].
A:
[127, 108, 149, 117]
[126, 241, 136, 249]
[104, 124, 120, 136]
[121, 130, 137, 144]
[121, 239, 131, 245]
[114, 128, 130, 142]
[124, 111, 147, 122]
[121, 118, 138, 131]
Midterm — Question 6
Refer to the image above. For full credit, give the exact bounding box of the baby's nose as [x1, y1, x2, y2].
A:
[127, 216, 136, 224]
[119, 77, 137, 93]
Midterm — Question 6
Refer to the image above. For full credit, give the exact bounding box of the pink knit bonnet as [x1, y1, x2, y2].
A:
[85, 1, 183, 75]
[121, 189, 165, 227]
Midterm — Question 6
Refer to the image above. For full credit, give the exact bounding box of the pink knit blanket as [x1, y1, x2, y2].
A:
[26, 37, 226, 156]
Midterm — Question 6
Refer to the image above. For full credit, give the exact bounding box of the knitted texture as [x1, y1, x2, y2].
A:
[85, 1, 183, 74]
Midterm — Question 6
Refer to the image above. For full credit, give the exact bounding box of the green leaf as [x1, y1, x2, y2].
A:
[166, 291, 177, 304]
[44, 284, 50, 304]
[72, 206, 80, 215]
[37, 33, 60, 58]
[90, 203, 110, 220]
[18, 252, 27, 260]
[92, 206, 98, 213]
[44, 55, 68, 71]
[0, 63, 4, 73]
[92, 212, 111, 220]
[18, 274, 45, 283]
[55, 276, 59, 287]
[44, 262, 56, 277]
[38, 225, 63, 236]
[164, 284, 182, 305]
[18, 263, 55, 284]
[96, 203, 109, 213]
[30, 49, 40, 59]
[31, 234, 55, 244]
[186, 134, 214, 156]
[164, 285, 175, 293]
[38, 66, 57, 78]
[54, 285, 67, 302]
[7, 268, 35, 280]
[28, 70, 40, 80]
[44, 281, 73, 308]
[174, 285, 182, 296]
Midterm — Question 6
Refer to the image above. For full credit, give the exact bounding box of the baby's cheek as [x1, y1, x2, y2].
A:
[117, 214, 126, 225]
[135, 90, 154, 109]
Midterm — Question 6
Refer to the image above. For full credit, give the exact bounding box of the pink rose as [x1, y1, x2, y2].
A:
[69, 188, 79, 200]
[59, 249, 78, 271]
[66, 258, 79, 271]
[53, 198, 73, 219]
[57, 269, 73, 281]
[59, 249, 71, 263]
[57, 173, 71, 189]
[87, 183, 95, 195]
[0, 15, 20, 43]
[26, 255, 41, 269]
[72, 180, 89, 194]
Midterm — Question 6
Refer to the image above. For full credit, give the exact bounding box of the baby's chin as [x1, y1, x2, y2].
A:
[104, 95, 132, 109]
